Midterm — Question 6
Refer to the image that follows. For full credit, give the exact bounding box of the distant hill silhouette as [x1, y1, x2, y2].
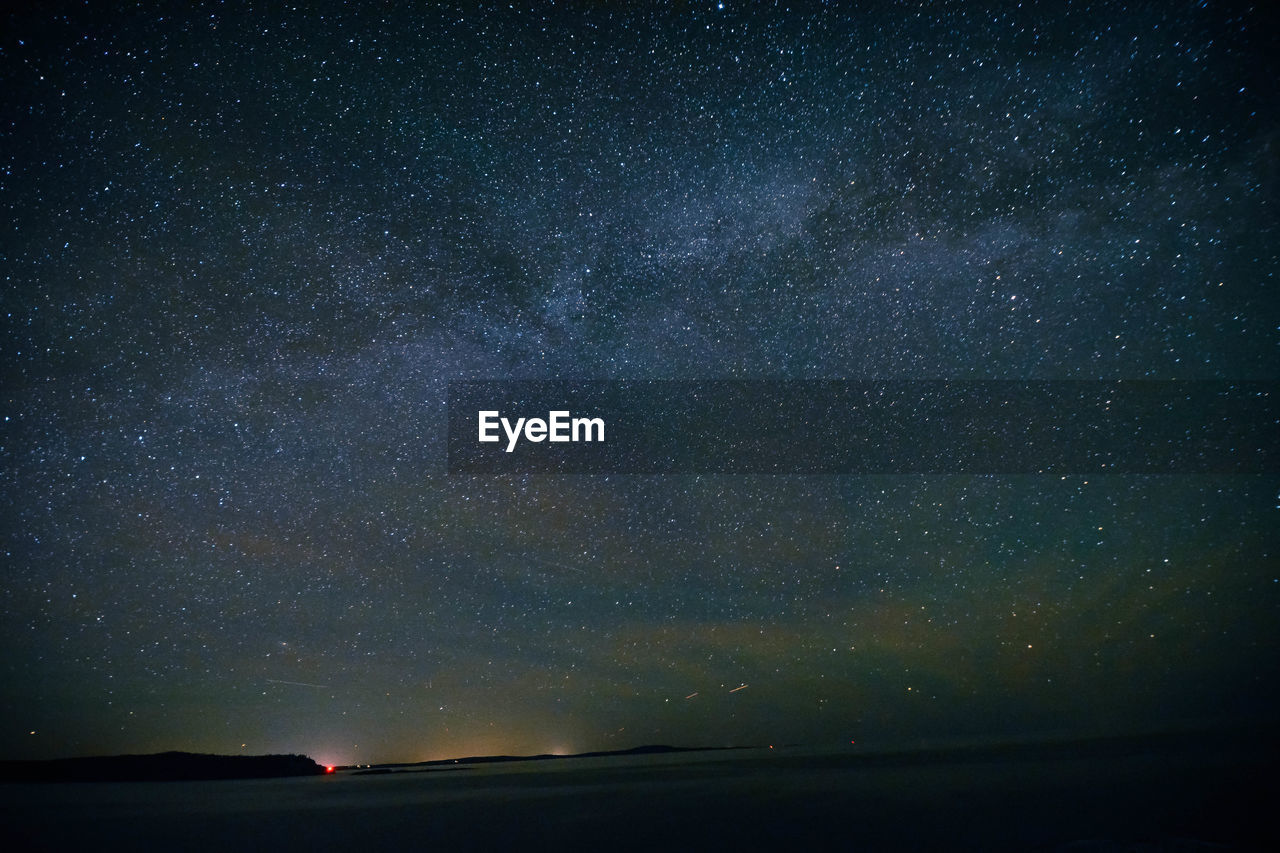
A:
[352, 743, 741, 772]
[0, 751, 327, 783]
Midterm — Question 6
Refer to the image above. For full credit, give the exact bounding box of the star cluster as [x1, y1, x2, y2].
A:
[1, 2, 1276, 764]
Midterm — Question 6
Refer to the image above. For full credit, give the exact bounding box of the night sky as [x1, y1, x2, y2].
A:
[2, 1, 1277, 767]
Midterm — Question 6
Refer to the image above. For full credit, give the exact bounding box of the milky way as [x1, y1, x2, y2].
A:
[2, 2, 1276, 765]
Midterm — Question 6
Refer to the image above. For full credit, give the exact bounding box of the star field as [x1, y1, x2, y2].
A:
[1, 2, 1276, 765]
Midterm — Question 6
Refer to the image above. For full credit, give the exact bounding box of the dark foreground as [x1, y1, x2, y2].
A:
[2, 731, 1274, 852]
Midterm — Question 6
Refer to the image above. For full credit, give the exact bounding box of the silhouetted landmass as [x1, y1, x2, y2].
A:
[350, 766, 470, 776]
[339, 726, 1280, 776]
[348, 743, 738, 771]
[0, 751, 327, 783]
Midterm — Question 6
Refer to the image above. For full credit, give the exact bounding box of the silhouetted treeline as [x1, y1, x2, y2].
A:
[0, 751, 326, 783]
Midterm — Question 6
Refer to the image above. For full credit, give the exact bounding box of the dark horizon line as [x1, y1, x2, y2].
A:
[0, 751, 327, 784]
[343, 742, 747, 771]
[342, 718, 1278, 772]
[4, 714, 1272, 770]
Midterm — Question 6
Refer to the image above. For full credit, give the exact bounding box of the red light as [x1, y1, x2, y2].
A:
[325, 766, 335, 774]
